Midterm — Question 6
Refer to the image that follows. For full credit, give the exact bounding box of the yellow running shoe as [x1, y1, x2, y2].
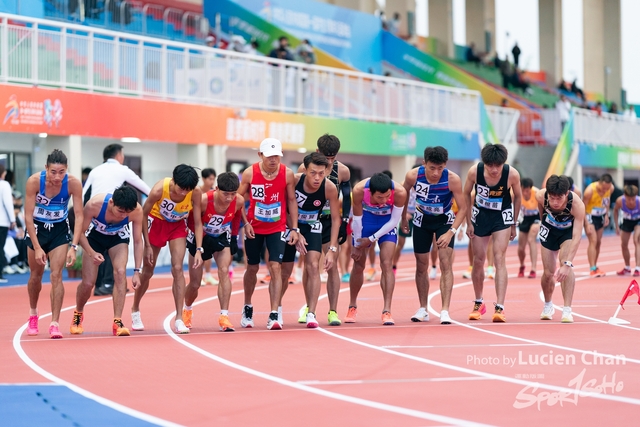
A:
[298, 306, 309, 323]
[70, 310, 84, 334]
[327, 310, 341, 326]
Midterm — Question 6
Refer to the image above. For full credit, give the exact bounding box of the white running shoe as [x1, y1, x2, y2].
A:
[277, 306, 284, 326]
[306, 312, 319, 328]
[131, 311, 144, 331]
[540, 305, 555, 320]
[175, 319, 189, 334]
[486, 266, 495, 279]
[410, 307, 429, 322]
[240, 305, 254, 328]
[440, 310, 452, 324]
[561, 308, 574, 323]
[429, 266, 437, 280]
[267, 313, 282, 330]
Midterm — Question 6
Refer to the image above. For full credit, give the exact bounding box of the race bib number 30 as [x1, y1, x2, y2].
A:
[159, 199, 188, 222]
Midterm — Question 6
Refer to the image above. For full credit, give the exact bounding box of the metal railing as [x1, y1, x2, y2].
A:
[485, 105, 519, 145]
[574, 107, 640, 148]
[0, 13, 481, 133]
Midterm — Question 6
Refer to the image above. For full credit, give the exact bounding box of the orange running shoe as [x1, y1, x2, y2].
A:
[344, 306, 357, 323]
[590, 268, 605, 278]
[381, 311, 395, 325]
[260, 274, 272, 284]
[113, 318, 130, 336]
[365, 268, 375, 281]
[70, 310, 84, 334]
[469, 302, 486, 320]
[517, 266, 525, 278]
[182, 308, 193, 329]
[219, 314, 235, 332]
[492, 304, 506, 323]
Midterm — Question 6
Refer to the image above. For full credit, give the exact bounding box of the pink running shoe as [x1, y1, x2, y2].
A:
[49, 323, 63, 339]
[27, 314, 39, 336]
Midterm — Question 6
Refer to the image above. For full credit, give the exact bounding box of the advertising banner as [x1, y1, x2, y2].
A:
[0, 84, 479, 160]
[222, 0, 383, 73]
[203, 0, 358, 71]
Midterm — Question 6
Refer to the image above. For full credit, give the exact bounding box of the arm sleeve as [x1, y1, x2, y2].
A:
[370, 206, 404, 240]
[231, 209, 242, 236]
[351, 215, 363, 245]
[124, 169, 151, 196]
[339, 181, 351, 220]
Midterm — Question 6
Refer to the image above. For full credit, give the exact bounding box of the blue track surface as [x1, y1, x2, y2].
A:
[1, 385, 158, 426]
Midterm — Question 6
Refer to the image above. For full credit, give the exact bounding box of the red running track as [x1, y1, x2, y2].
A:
[4, 234, 640, 426]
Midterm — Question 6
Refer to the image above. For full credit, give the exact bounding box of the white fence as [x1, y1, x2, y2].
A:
[574, 108, 640, 148]
[485, 105, 519, 145]
[0, 13, 481, 133]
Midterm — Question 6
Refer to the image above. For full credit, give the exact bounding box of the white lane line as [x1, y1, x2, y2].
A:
[162, 301, 495, 427]
[541, 275, 640, 332]
[298, 377, 487, 385]
[13, 285, 182, 427]
[425, 259, 640, 365]
[316, 326, 640, 406]
[383, 343, 542, 349]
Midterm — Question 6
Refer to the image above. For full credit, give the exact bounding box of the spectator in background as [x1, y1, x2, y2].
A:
[570, 79, 585, 101]
[609, 102, 618, 114]
[595, 101, 603, 116]
[511, 42, 521, 68]
[624, 105, 637, 122]
[205, 35, 215, 48]
[0, 164, 16, 283]
[378, 11, 388, 31]
[500, 98, 508, 107]
[81, 167, 92, 186]
[7, 191, 27, 274]
[388, 12, 400, 36]
[466, 43, 483, 67]
[229, 35, 247, 53]
[295, 39, 316, 65]
[245, 39, 260, 56]
[269, 36, 294, 62]
[500, 55, 512, 89]
[556, 94, 571, 129]
[512, 69, 533, 96]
